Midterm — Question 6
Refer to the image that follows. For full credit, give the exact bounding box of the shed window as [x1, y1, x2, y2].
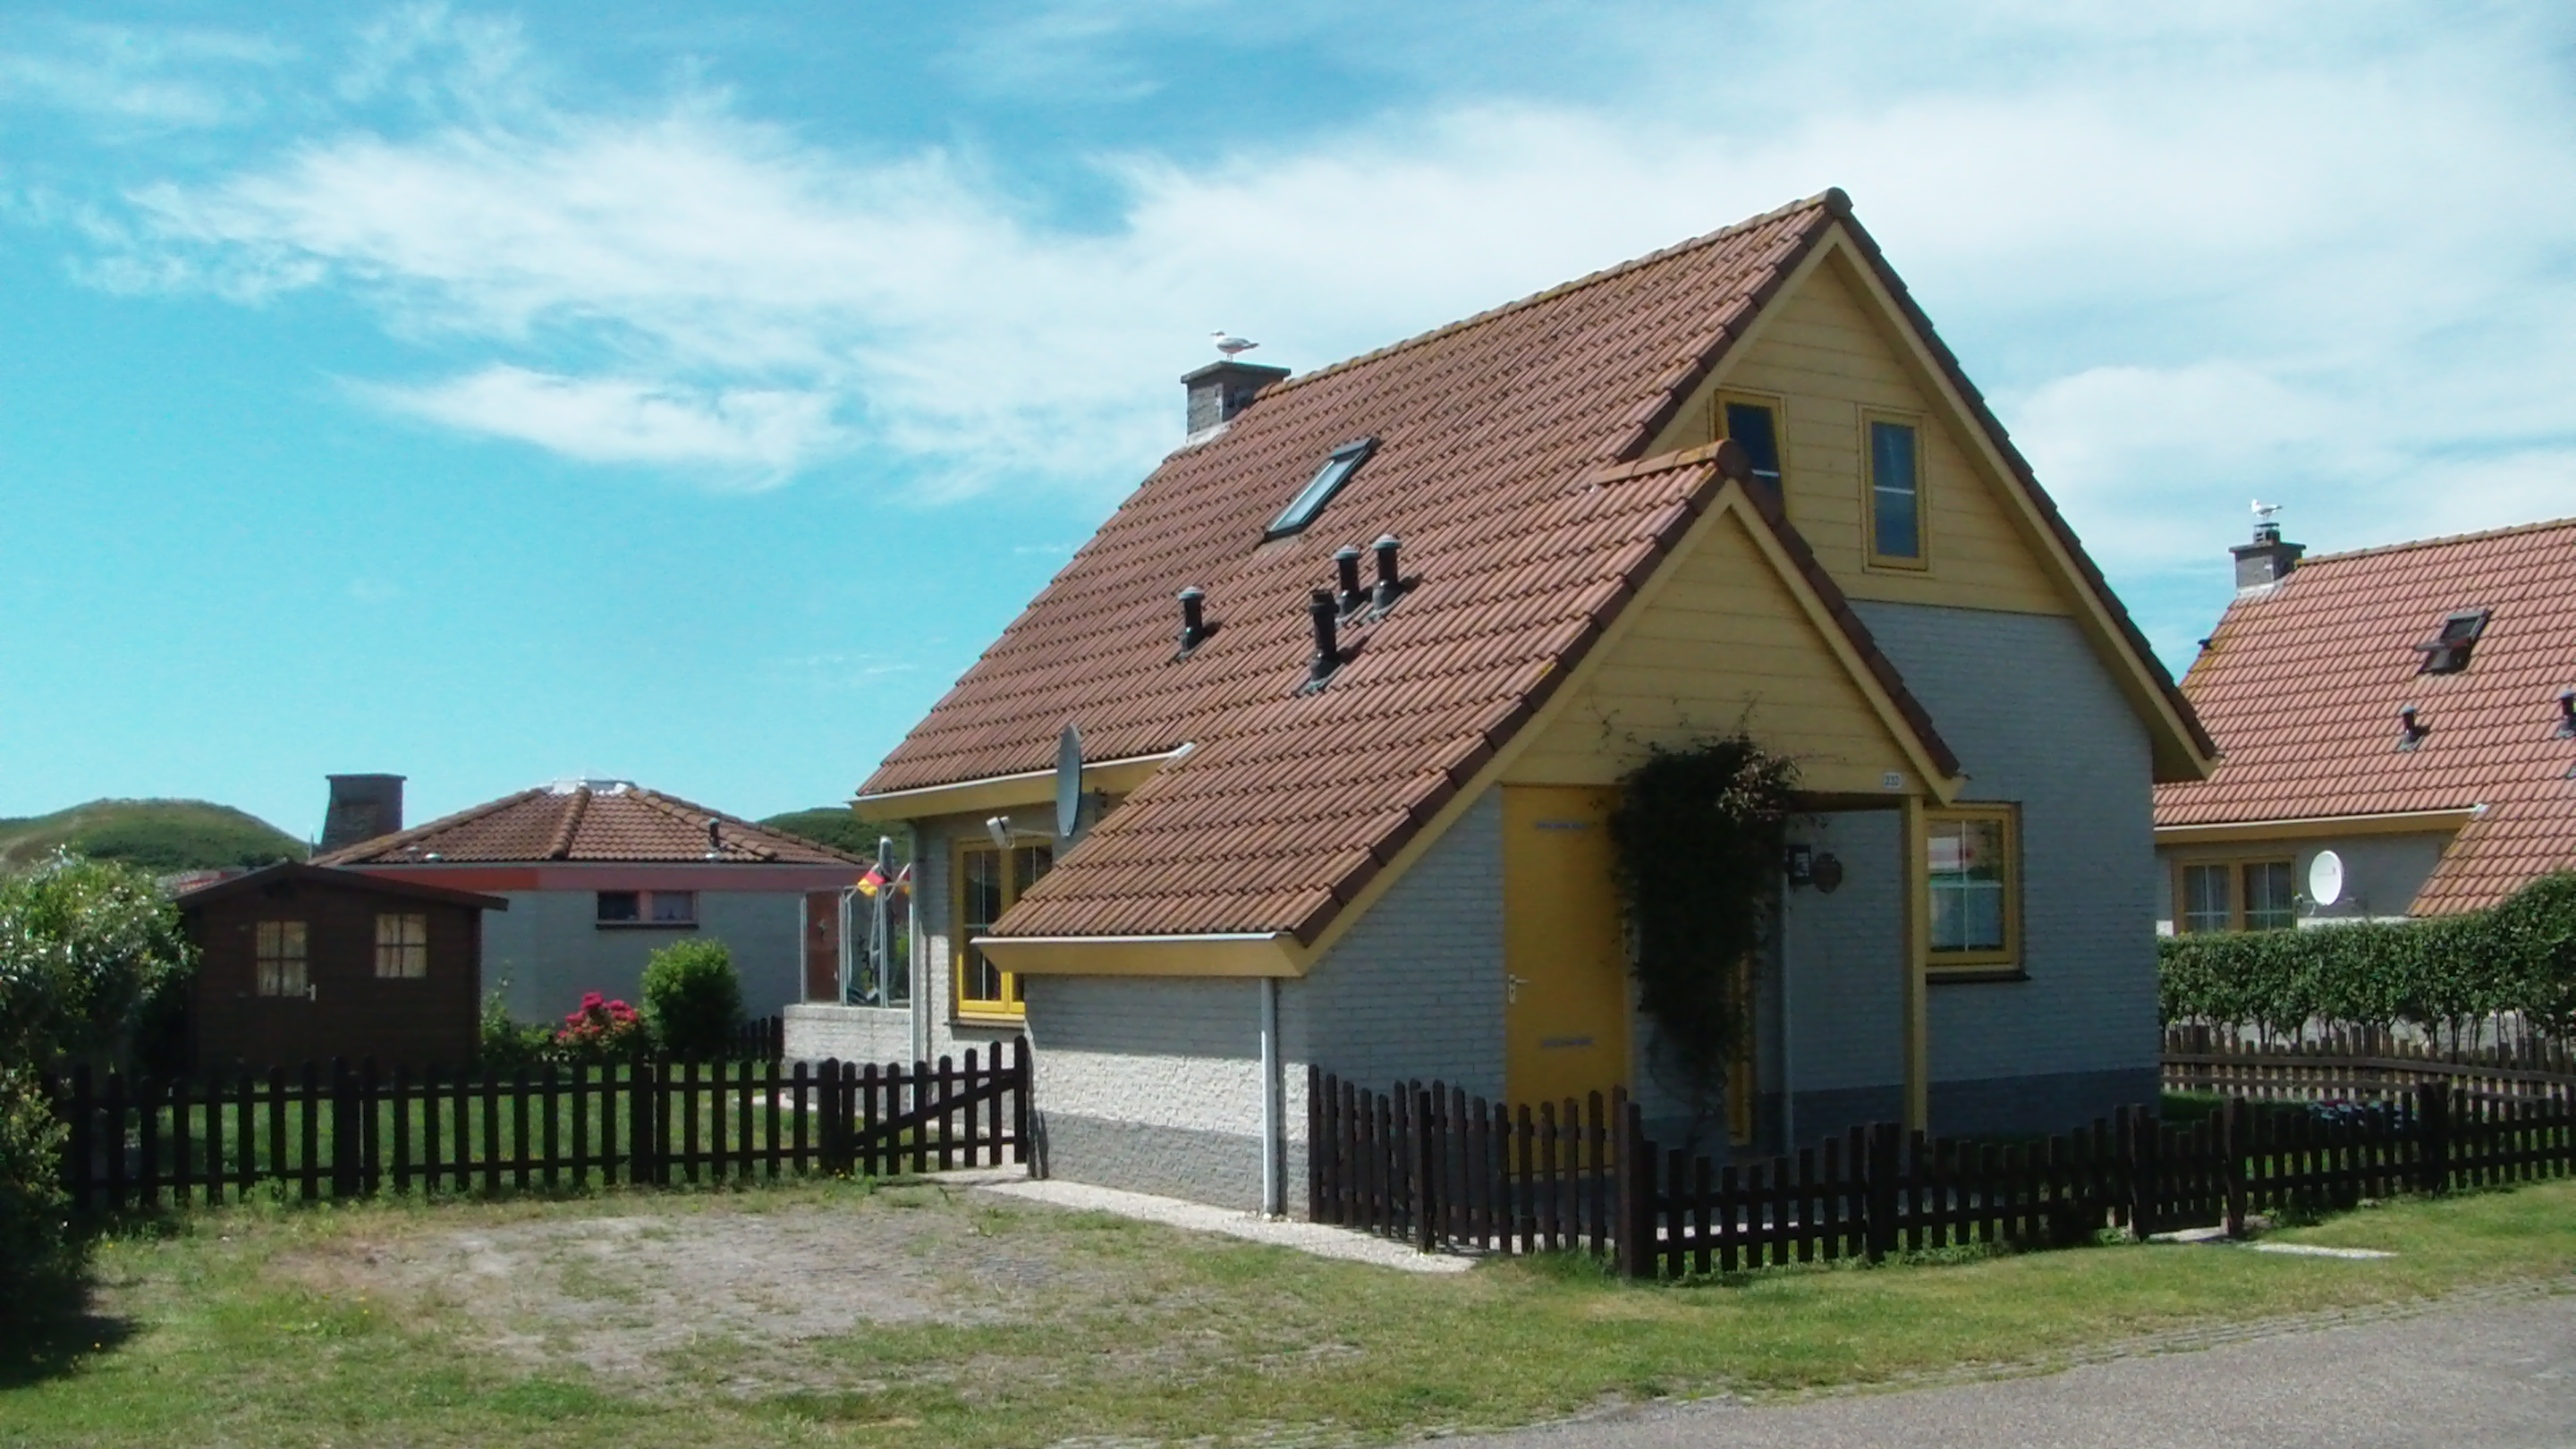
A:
[1867, 416, 1925, 566]
[957, 843, 1053, 1020]
[374, 912, 428, 979]
[1717, 394, 1784, 496]
[256, 919, 309, 997]
[1925, 807, 2016, 968]
[1265, 438, 1376, 538]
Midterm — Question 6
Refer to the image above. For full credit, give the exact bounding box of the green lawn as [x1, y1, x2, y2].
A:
[4, 1174, 2571, 1448]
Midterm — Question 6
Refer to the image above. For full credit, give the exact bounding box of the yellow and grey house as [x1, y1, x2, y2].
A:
[796, 190, 2218, 1213]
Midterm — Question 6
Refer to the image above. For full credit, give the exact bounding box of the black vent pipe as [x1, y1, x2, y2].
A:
[1334, 547, 1367, 615]
[1371, 535, 1402, 611]
[1308, 589, 1341, 683]
[1178, 587, 1208, 651]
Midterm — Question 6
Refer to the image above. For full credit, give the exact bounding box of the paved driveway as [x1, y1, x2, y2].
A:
[1443, 1291, 2576, 1449]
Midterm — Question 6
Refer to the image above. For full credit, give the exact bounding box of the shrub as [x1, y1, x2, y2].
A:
[640, 938, 743, 1059]
[478, 985, 555, 1075]
[0, 1066, 69, 1292]
[553, 992, 649, 1064]
[0, 853, 193, 1067]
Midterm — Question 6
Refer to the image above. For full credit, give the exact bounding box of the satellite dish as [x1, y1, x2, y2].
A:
[2308, 850, 2344, 907]
[1055, 724, 1083, 846]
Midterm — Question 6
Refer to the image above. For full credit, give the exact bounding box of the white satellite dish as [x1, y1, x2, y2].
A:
[2308, 850, 2344, 907]
[1055, 724, 1083, 846]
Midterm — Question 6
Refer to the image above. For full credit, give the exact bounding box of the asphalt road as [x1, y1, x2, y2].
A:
[1444, 1291, 2576, 1449]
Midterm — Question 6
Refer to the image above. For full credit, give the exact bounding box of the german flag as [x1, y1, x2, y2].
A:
[854, 862, 888, 898]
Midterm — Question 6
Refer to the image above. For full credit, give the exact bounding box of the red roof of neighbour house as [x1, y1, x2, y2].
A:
[311, 782, 867, 868]
[2154, 517, 2576, 913]
[864, 190, 2205, 944]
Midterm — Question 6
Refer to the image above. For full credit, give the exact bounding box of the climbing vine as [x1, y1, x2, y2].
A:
[1606, 732, 1801, 1146]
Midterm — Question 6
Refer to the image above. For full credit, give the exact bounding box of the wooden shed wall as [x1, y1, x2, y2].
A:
[185, 877, 482, 1073]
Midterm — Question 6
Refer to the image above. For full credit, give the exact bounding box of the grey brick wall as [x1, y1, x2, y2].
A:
[1852, 602, 2161, 1100]
[482, 888, 803, 1021]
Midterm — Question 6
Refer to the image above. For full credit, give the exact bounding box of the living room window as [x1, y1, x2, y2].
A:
[1716, 392, 1785, 498]
[597, 890, 697, 927]
[1925, 806, 2017, 969]
[256, 919, 309, 997]
[2176, 860, 2296, 933]
[373, 912, 428, 979]
[956, 842, 1053, 1020]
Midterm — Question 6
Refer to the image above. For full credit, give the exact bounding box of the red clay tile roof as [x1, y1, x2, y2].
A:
[864, 190, 2193, 942]
[312, 782, 867, 867]
[2154, 517, 2576, 913]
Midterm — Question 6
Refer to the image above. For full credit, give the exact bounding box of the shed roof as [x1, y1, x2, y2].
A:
[2153, 516, 2576, 912]
[174, 861, 511, 912]
[864, 190, 2202, 943]
[311, 782, 867, 868]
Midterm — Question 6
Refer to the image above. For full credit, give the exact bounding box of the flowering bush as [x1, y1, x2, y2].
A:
[553, 992, 651, 1064]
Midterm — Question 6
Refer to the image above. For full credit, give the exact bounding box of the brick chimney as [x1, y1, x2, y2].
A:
[1181, 360, 1288, 437]
[321, 774, 405, 852]
[2231, 516, 2304, 594]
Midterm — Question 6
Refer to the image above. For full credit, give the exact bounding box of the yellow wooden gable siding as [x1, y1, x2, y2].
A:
[1647, 246, 2070, 619]
[1504, 502, 1919, 797]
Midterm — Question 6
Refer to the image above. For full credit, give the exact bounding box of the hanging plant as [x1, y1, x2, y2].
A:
[1606, 731, 1800, 1148]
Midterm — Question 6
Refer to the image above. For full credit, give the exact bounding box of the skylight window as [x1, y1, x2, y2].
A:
[1267, 438, 1376, 538]
[2413, 608, 2490, 674]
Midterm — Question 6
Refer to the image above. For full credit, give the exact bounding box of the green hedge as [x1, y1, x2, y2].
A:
[2159, 872, 2576, 1038]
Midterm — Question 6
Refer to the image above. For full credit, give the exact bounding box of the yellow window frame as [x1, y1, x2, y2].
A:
[1861, 409, 1929, 571]
[1714, 389, 1789, 500]
[953, 840, 1052, 1021]
[2171, 856, 2298, 934]
[1923, 804, 2018, 971]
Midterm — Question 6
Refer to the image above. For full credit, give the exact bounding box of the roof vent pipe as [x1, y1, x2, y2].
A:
[2398, 705, 2431, 750]
[1371, 535, 1403, 612]
[2556, 689, 2575, 739]
[1177, 587, 1209, 652]
[1334, 547, 1367, 615]
[1307, 589, 1341, 684]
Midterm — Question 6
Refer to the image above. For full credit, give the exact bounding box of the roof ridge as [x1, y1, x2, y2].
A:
[1260, 190, 1846, 399]
[544, 787, 589, 860]
[2297, 513, 2576, 567]
[630, 786, 868, 863]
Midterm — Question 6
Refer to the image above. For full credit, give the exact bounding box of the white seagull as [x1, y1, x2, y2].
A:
[1212, 331, 1258, 359]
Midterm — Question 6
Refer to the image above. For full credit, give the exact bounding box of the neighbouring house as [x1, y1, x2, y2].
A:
[311, 776, 871, 1023]
[810, 189, 2216, 1213]
[175, 862, 506, 1072]
[2154, 514, 2576, 931]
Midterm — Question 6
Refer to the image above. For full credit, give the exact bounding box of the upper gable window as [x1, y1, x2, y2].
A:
[1716, 394, 1784, 498]
[1266, 438, 1377, 538]
[2413, 609, 2489, 674]
[1865, 415, 1925, 568]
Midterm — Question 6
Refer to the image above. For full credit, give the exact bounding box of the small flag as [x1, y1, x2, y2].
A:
[855, 863, 887, 897]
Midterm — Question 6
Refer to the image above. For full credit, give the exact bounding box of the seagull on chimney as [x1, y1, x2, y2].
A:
[1212, 331, 1258, 359]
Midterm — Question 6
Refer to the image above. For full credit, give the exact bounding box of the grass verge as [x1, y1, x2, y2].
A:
[3, 1174, 2570, 1448]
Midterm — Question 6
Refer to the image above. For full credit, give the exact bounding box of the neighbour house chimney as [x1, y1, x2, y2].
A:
[1181, 360, 1290, 437]
[2231, 506, 2305, 594]
[320, 774, 405, 852]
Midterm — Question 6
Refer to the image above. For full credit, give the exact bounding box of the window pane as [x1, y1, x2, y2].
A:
[597, 891, 640, 922]
[2182, 864, 2233, 934]
[375, 912, 428, 979]
[648, 891, 696, 924]
[1870, 420, 1920, 559]
[258, 919, 308, 996]
[1723, 402, 1783, 487]
[962, 850, 1006, 1004]
[2243, 862, 2297, 930]
[1928, 817, 2007, 954]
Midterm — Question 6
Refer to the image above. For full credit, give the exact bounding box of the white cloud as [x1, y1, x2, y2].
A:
[38, 0, 2576, 626]
[0, 21, 288, 127]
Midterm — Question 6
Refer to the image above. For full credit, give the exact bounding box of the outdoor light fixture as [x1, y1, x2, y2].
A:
[1784, 843, 1815, 886]
[986, 816, 1013, 851]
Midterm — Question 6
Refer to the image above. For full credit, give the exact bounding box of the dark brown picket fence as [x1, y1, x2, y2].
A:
[52, 1038, 1028, 1214]
[2163, 1025, 2576, 1102]
[1309, 1068, 2576, 1275]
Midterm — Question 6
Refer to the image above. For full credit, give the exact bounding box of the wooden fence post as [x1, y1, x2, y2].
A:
[1411, 1087, 1438, 1254]
[2221, 1096, 2249, 1240]
[2117, 1106, 2150, 1239]
[65, 1066, 93, 1216]
[1614, 1098, 1652, 1278]
[1864, 1122, 1900, 1264]
[2416, 1080, 2449, 1195]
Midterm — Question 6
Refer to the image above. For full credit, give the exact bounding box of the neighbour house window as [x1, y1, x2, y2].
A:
[1925, 807, 2016, 969]
[1716, 393, 1785, 498]
[374, 912, 428, 979]
[256, 919, 309, 997]
[956, 842, 1053, 1019]
[597, 890, 697, 927]
[2175, 859, 2296, 932]
[1866, 416, 1926, 567]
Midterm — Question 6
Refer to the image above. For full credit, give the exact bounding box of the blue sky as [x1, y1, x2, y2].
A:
[5, 2, 2573, 839]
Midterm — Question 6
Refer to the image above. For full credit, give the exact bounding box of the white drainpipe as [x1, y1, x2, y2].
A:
[1259, 975, 1284, 1217]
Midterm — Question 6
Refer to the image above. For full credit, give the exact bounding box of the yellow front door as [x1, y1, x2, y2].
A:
[1503, 785, 1631, 1108]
